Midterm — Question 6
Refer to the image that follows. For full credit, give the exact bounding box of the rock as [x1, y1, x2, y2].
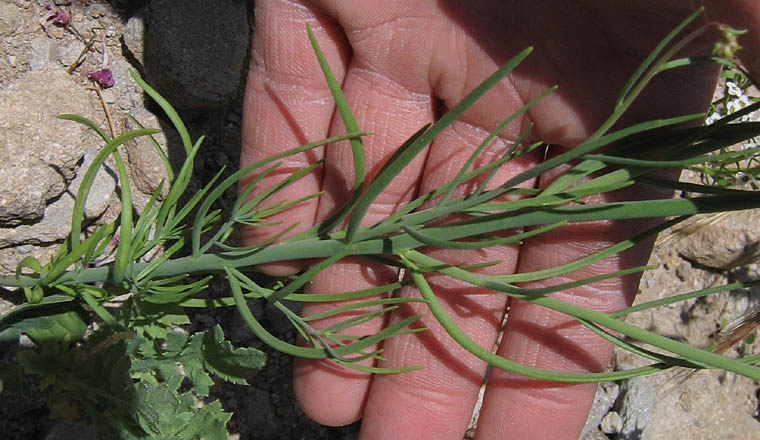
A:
[675, 210, 760, 270]
[0, 144, 117, 248]
[0, 63, 98, 228]
[87, 4, 109, 19]
[618, 376, 655, 439]
[57, 39, 86, 68]
[581, 381, 620, 438]
[30, 36, 57, 71]
[0, 245, 59, 278]
[121, 9, 145, 69]
[610, 238, 760, 439]
[142, 0, 249, 110]
[0, 3, 24, 36]
[600, 411, 622, 435]
[123, 107, 172, 199]
[643, 371, 760, 439]
[582, 428, 611, 440]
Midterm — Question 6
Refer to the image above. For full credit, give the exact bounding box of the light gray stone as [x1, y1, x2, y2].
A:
[0, 244, 59, 278]
[676, 210, 760, 270]
[642, 371, 760, 440]
[30, 36, 58, 71]
[0, 3, 24, 36]
[143, 0, 249, 109]
[618, 376, 655, 440]
[57, 39, 86, 67]
[87, 3, 108, 18]
[124, 107, 172, 199]
[581, 381, 620, 438]
[0, 145, 116, 248]
[0, 63, 98, 228]
[600, 411, 622, 435]
[121, 9, 145, 69]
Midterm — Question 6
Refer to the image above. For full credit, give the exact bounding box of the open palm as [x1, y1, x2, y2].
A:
[240, 1, 760, 438]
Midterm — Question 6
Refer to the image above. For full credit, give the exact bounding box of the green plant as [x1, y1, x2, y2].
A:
[699, 62, 760, 188]
[2, 9, 760, 437]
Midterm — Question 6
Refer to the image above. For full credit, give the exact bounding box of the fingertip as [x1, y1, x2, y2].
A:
[254, 261, 305, 277]
[293, 358, 371, 426]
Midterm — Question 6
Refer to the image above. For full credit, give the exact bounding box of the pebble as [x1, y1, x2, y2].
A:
[600, 411, 623, 434]
[87, 4, 108, 18]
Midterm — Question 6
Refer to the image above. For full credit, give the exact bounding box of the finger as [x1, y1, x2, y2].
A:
[472, 157, 679, 440]
[239, 0, 349, 275]
[357, 119, 544, 439]
[292, 7, 440, 426]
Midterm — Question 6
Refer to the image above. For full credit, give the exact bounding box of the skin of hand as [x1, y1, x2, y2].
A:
[240, 1, 760, 439]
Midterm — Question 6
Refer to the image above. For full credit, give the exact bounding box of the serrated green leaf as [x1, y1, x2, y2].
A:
[129, 301, 190, 340]
[162, 330, 188, 357]
[182, 356, 215, 397]
[22, 309, 88, 345]
[178, 399, 231, 440]
[201, 325, 266, 385]
[128, 382, 230, 440]
[134, 382, 179, 436]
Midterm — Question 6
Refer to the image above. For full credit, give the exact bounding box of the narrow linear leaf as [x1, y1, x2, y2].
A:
[307, 24, 366, 234]
[346, 46, 534, 241]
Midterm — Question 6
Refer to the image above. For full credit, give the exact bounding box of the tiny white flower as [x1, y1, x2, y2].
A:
[742, 141, 758, 151]
[705, 111, 723, 125]
[727, 95, 751, 114]
[736, 171, 752, 186]
[726, 81, 743, 97]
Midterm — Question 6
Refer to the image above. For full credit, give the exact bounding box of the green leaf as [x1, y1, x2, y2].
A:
[15, 256, 43, 303]
[345, 47, 534, 242]
[200, 325, 266, 385]
[19, 309, 88, 345]
[128, 301, 190, 340]
[179, 331, 216, 397]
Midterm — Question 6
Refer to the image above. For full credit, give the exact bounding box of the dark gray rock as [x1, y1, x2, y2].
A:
[143, 0, 249, 110]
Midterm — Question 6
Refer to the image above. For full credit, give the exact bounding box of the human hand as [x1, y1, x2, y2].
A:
[240, 1, 760, 438]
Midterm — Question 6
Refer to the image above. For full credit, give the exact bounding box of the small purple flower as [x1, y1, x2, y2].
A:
[45, 4, 69, 26]
[52, 9, 69, 25]
[88, 68, 115, 88]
